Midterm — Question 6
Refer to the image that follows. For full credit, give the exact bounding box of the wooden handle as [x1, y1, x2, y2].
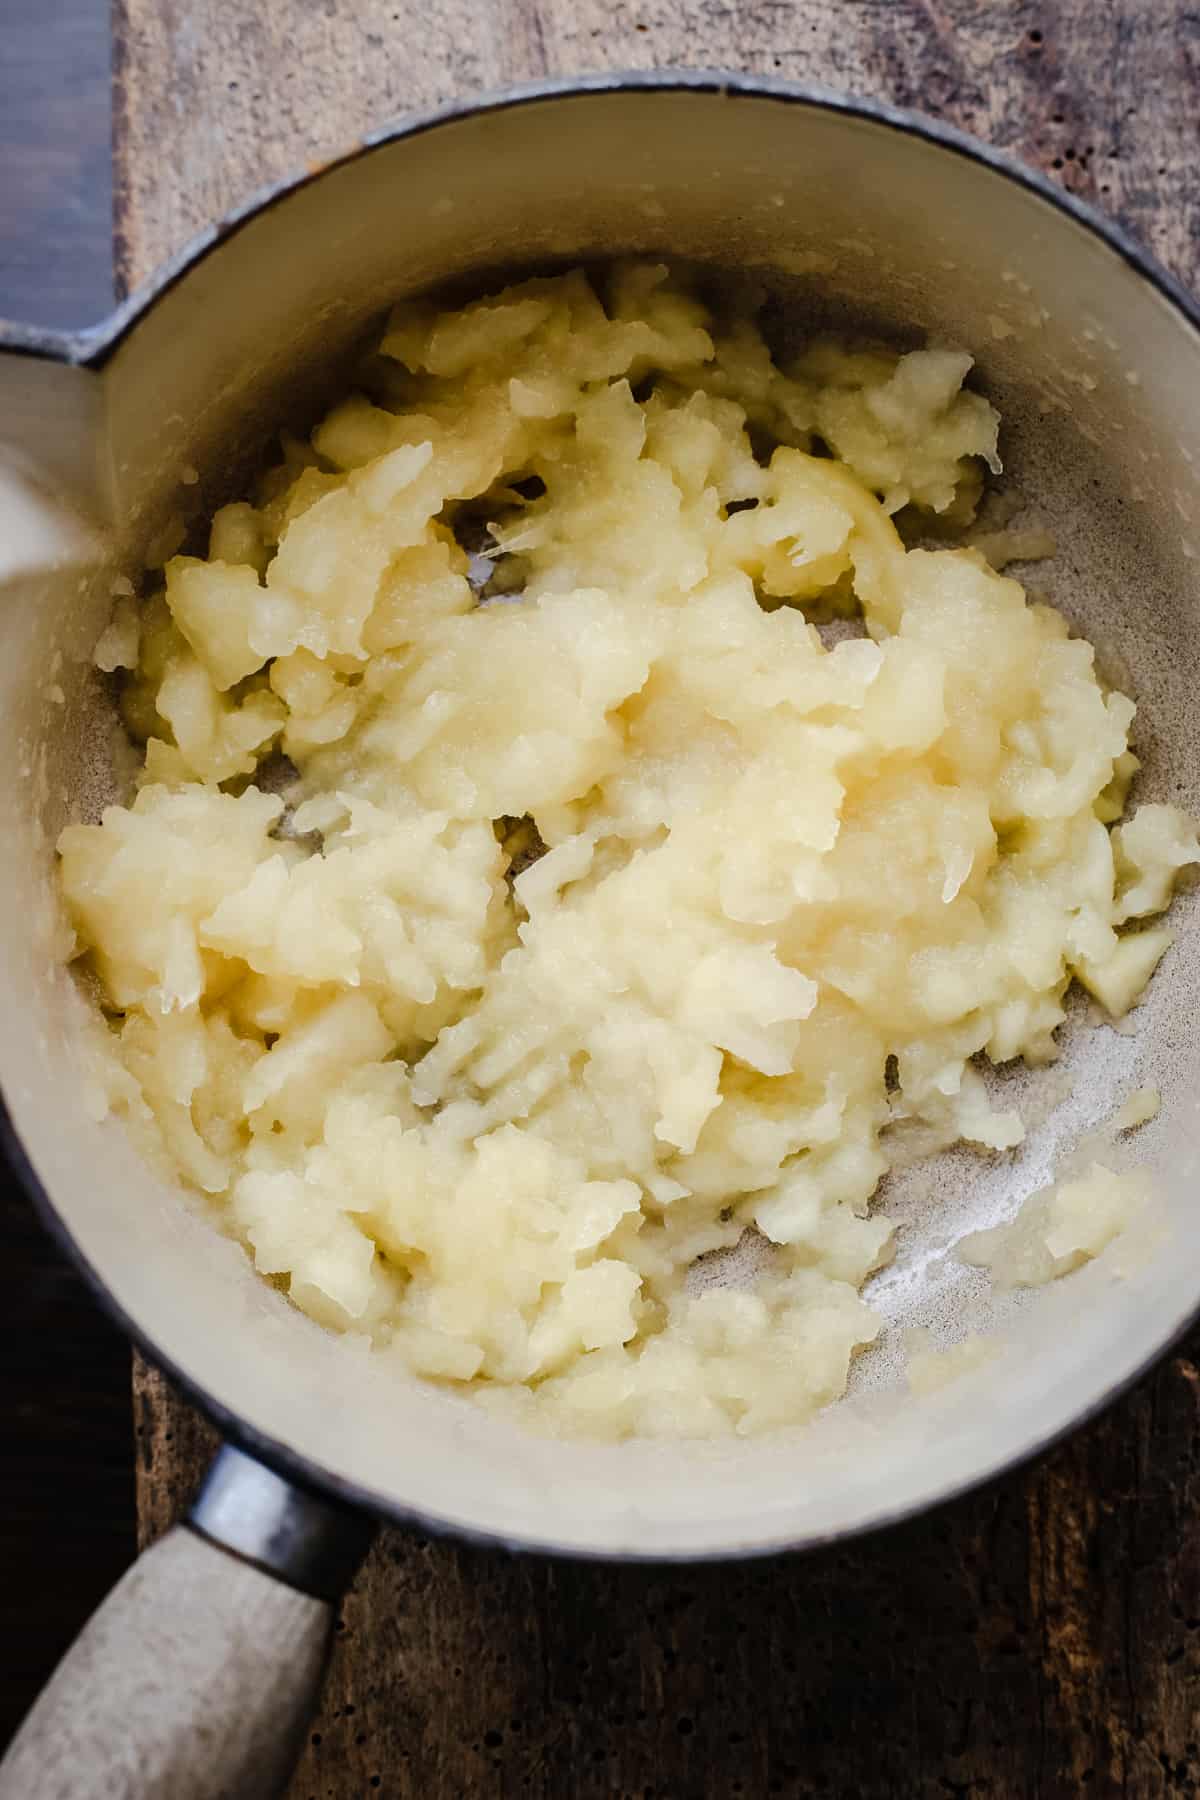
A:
[0, 1526, 332, 1800]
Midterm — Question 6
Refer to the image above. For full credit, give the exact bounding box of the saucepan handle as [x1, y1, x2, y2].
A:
[0, 1446, 375, 1800]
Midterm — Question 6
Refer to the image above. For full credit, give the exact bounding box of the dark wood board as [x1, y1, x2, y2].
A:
[111, 3, 1200, 1794]
[0, 0, 113, 328]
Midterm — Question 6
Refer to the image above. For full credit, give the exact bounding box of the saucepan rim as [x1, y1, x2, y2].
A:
[4, 67, 1200, 1564]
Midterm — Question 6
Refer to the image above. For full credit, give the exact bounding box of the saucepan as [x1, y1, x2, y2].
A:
[3, 71, 1200, 1800]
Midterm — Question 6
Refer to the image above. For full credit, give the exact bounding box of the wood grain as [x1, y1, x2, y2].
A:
[113, 3, 1200, 1793]
[0, 0, 112, 328]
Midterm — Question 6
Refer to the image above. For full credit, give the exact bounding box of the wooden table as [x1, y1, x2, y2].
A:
[111, 4, 1200, 1794]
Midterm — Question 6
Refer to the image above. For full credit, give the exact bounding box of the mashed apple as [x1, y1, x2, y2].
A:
[58, 266, 1200, 1438]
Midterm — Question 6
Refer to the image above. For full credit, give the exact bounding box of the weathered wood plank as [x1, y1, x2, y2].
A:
[115, 3, 1200, 1792]
[114, 2, 1200, 292]
[0, 0, 112, 327]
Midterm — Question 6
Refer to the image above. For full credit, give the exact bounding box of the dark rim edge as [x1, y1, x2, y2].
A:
[5, 69, 1200, 1565]
[0, 320, 94, 363]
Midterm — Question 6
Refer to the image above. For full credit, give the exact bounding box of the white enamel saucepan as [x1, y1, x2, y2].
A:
[3, 72, 1200, 1800]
